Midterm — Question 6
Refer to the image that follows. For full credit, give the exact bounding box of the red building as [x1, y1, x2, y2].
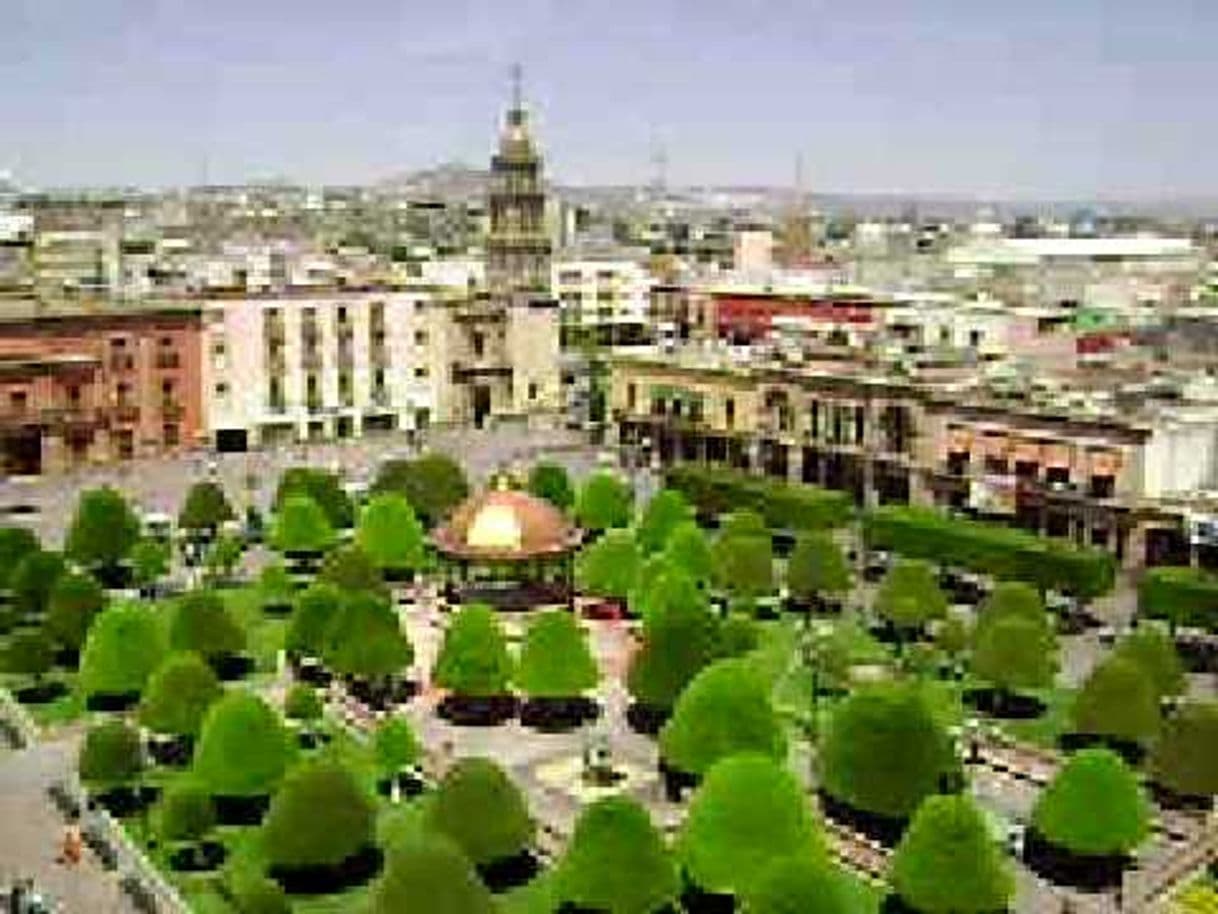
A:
[711, 288, 883, 343]
[0, 302, 204, 474]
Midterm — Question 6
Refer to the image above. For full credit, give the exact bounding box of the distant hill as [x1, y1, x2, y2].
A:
[375, 162, 489, 201]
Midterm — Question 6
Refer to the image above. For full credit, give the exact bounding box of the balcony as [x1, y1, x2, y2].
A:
[155, 353, 180, 371]
[161, 402, 184, 421]
[112, 404, 140, 423]
[301, 352, 323, 371]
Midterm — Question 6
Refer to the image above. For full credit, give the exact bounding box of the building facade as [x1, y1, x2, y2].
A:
[553, 258, 650, 346]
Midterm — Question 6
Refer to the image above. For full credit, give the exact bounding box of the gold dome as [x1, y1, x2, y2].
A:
[466, 502, 524, 551]
[432, 487, 581, 560]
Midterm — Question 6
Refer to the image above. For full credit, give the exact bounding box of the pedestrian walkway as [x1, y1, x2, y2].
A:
[0, 738, 136, 914]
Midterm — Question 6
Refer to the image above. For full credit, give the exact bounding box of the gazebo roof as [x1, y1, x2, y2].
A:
[431, 485, 582, 561]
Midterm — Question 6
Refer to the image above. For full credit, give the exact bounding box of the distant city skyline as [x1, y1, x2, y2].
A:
[3, 0, 1215, 200]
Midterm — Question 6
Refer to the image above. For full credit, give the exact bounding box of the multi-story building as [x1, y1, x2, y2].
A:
[0, 301, 205, 474]
[553, 257, 650, 346]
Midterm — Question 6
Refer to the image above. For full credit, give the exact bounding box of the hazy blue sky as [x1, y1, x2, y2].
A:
[2, 0, 1214, 198]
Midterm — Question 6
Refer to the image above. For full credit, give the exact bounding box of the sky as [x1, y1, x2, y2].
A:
[2, 0, 1215, 199]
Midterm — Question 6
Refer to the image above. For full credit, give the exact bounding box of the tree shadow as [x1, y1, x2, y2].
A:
[436, 694, 518, 727]
[269, 845, 384, 896]
[1022, 828, 1127, 892]
[964, 687, 1047, 720]
[520, 697, 600, 732]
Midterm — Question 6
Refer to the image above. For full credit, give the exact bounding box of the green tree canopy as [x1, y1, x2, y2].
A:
[356, 493, 426, 574]
[787, 532, 852, 602]
[820, 683, 957, 820]
[891, 794, 1015, 914]
[635, 563, 704, 633]
[971, 613, 1058, 695]
[262, 760, 375, 869]
[742, 858, 861, 914]
[678, 754, 823, 897]
[80, 602, 167, 699]
[323, 591, 413, 681]
[662, 521, 713, 587]
[1113, 627, 1186, 700]
[628, 576, 721, 712]
[636, 488, 694, 554]
[659, 659, 787, 776]
[554, 796, 678, 914]
[319, 543, 388, 597]
[139, 651, 223, 738]
[257, 562, 295, 612]
[874, 559, 948, 633]
[527, 462, 574, 510]
[1032, 748, 1150, 856]
[576, 529, 642, 602]
[286, 582, 342, 657]
[283, 683, 323, 722]
[425, 757, 534, 866]
[370, 836, 495, 914]
[170, 590, 246, 662]
[275, 467, 353, 529]
[203, 532, 243, 583]
[178, 480, 234, 533]
[432, 604, 514, 697]
[0, 525, 39, 591]
[719, 510, 768, 540]
[976, 581, 1044, 628]
[12, 549, 65, 621]
[156, 783, 215, 844]
[192, 691, 294, 797]
[3, 629, 53, 678]
[227, 872, 290, 914]
[79, 720, 143, 791]
[64, 486, 141, 571]
[575, 471, 633, 531]
[130, 538, 171, 591]
[45, 569, 106, 651]
[1148, 701, 1218, 799]
[517, 610, 598, 698]
[270, 494, 336, 554]
[711, 530, 774, 602]
[372, 453, 469, 528]
[1072, 655, 1161, 745]
[374, 717, 421, 776]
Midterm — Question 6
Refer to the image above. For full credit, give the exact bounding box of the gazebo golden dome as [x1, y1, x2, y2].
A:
[432, 485, 581, 561]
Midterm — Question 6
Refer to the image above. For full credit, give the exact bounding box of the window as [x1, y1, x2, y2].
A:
[9, 390, 27, 412]
[373, 367, 385, 389]
[337, 305, 348, 324]
[627, 383, 636, 411]
[414, 366, 428, 379]
[414, 330, 428, 346]
[67, 385, 81, 406]
[472, 331, 485, 358]
[116, 382, 132, 407]
[725, 397, 735, 429]
[212, 338, 226, 357]
[160, 336, 173, 347]
[214, 382, 229, 398]
[110, 337, 126, 349]
[161, 379, 175, 397]
[528, 382, 538, 401]
[163, 423, 179, 447]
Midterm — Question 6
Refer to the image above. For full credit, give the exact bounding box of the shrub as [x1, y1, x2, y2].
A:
[1113, 627, 1186, 700]
[575, 471, 633, 531]
[179, 481, 234, 533]
[130, 538, 171, 592]
[433, 604, 513, 696]
[977, 581, 1044, 628]
[742, 858, 860, 914]
[662, 521, 713, 587]
[193, 691, 294, 797]
[319, 544, 387, 596]
[787, 532, 851, 603]
[3, 629, 54, 678]
[0, 525, 39, 590]
[636, 488, 694, 554]
[286, 582, 342, 657]
[262, 760, 375, 869]
[374, 717, 421, 776]
[79, 720, 143, 791]
[65, 487, 141, 572]
[1032, 748, 1149, 856]
[139, 652, 223, 738]
[711, 530, 774, 602]
[11, 550, 65, 620]
[257, 563, 295, 611]
[1139, 566, 1218, 632]
[820, 683, 957, 820]
[527, 462, 574, 510]
[284, 684, 323, 722]
[1148, 701, 1218, 799]
[628, 578, 721, 712]
[659, 659, 787, 776]
[270, 495, 336, 554]
[1072, 656, 1161, 745]
[275, 467, 353, 529]
[227, 871, 291, 914]
[204, 533, 244, 583]
[891, 795, 1015, 914]
[425, 758, 533, 866]
[971, 614, 1058, 695]
[576, 529, 642, 602]
[80, 602, 167, 699]
[554, 796, 678, 914]
[324, 591, 413, 681]
[679, 754, 823, 896]
[874, 559, 947, 633]
[170, 590, 246, 662]
[665, 465, 851, 530]
[370, 836, 495, 914]
[156, 783, 215, 843]
[517, 610, 598, 698]
[356, 494, 426, 575]
[372, 453, 469, 528]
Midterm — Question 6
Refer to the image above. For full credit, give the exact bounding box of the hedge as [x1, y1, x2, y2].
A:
[665, 465, 852, 531]
[1138, 566, 1218, 632]
[863, 505, 1115, 600]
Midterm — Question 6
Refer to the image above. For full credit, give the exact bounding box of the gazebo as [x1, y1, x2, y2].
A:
[431, 482, 582, 609]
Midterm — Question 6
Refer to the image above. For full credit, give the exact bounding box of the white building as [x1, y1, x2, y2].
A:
[553, 258, 650, 344]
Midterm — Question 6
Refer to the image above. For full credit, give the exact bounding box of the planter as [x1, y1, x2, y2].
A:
[520, 697, 600, 732]
[436, 694, 518, 727]
[269, 845, 383, 896]
[1021, 828, 1128, 892]
[476, 849, 542, 893]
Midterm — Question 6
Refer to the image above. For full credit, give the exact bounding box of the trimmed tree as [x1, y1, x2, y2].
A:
[270, 495, 336, 555]
[1072, 656, 1161, 746]
[977, 581, 1044, 628]
[1032, 748, 1150, 857]
[371, 453, 469, 529]
[170, 590, 246, 665]
[257, 563, 295, 614]
[433, 604, 514, 697]
[139, 652, 223, 739]
[3, 629, 54, 682]
[374, 717, 421, 782]
[576, 529, 642, 604]
[283, 683, 324, 724]
[275, 467, 353, 529]
[425, 758, 534, 866]
[971, 613, 1058, 697]
[891, 794, 1015, 914]
[1113, 627, 1186, 701]
[628, 577, 721, 713]
[874, 559, 948, 636]
[517, 610, 598, 698]
[286, 582, 342, 658]
[678, 754, 823, 897]
[787, 532, 851, 607]
[262, 760, 375, 870]
[192, 691, 294, 798]
[319, 544, 387, 597]
[711, 530, 774, 605]
[1148, 701, 1218, 800]
[80, 602, 167, 701]
[64, 486, 141, 575]
[370, 836, 495, 914]
[663, 521, 713, 587]
[203, 532, 244, 584]
[528, 462, 574, 511]
[0, 525, 39, 591]
[11, 549, 65, 621]
[659, 659, 787, 777]
[820, 683, 957, 820]
[45, 570, 106, 653]
[575, 471, 633, 532]
[742, 858, 859, 914]
[554, 796, 678, 914]
[719, 509, 768, 541]
[356, 494, 426, 578]
[79, 720, 143, 792]
[156, 783, 216, 844]
[323, 591, 413, 683]
[178, 481, 234, 536]
[130, 538, 171, 596]
[637, 488, 694, 554]
[227, 873, 290, 914]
